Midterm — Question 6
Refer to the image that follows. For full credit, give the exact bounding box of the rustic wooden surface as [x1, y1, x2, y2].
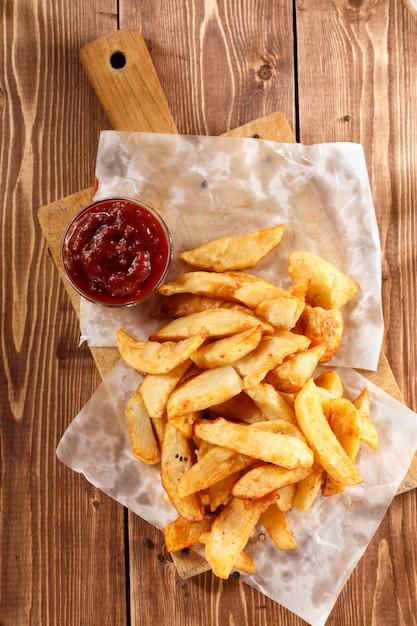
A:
[2, 2, 417, 625]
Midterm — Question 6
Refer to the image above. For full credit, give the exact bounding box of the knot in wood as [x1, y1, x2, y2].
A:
[258, 64, 272, 81]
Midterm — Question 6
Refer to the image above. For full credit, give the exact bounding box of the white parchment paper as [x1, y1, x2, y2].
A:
[80, 132, 383, 372]
[57, 360, 417, 626]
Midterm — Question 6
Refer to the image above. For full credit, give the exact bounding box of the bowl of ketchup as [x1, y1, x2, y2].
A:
[61, 197, 173, 307]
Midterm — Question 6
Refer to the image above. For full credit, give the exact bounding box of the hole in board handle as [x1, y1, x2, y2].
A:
[110, 51, 126, 69]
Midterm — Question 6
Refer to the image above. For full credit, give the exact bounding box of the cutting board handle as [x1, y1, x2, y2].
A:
[79, 29, 178, 133]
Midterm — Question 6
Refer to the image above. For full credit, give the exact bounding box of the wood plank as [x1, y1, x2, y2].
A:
[0, 4, 127, 626]
[296, 2, 417, 625]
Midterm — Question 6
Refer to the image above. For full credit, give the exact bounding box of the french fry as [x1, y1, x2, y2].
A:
[170, 411, 202, 439]
[232, 463, 313, 499]
[159, 270, 238, 298]
[166, 364, 243, 420]
[294, 461, 324, 512]
[140, 359, 192, 418]
[288, 251, 360, 309]
[163, 514, 216, 552]
[161, 423, 205, 522]
[117, 327, 207, 374]
[205, 492, 279, 579]
[199, 532, 257, 574]
[245, 382, 297, 424]
[209, 472, 240, 511]
[150, 308, 273, 341]
[267, 345, 326, 393]
[276, 483, 297, 512]
[125, 390, 161, 464]
[231, 279, 289, 308]
[210, 392, 264, 424]
[353, 388, 378, 450]
[177, 445, 254, 499]
[300, 305, 344, 362]
[314, 370, 344, 397]
[194, 417, 314, 469]
[191, 325, 263, 369]
[233, 335, 297, 388]
[261, 504, 297, 550]
[322, 397, 362, 496]
[179, 225, 285, 272]
[151, 293, 253, 318]
[255, 294, 305, 330]
[294, 378, 362, 486]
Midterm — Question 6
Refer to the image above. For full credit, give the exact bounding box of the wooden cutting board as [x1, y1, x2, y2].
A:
[38, 28, 417, 521]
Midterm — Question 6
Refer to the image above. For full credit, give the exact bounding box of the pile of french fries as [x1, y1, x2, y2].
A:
[117, 224, 378, 580]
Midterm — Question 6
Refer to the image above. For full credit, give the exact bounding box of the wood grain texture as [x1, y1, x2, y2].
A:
[3, 1, 417, 626]
[0, 2, 127, 625]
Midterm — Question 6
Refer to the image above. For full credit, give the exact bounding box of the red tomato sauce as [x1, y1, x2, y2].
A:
[62, 198, 172, 306]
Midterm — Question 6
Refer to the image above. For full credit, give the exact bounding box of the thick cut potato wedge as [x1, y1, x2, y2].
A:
[177, 445, 254, 499]
[179, 225, 285, 272]
[163, 514, 216, 553]
[161, 423, 205, 522]
[353, 388, 378, 450]
[314, 370, 344, 397]
[209, 472, 240, 511]
[288, 251, 360, 309]
[233, 335, 297, 388]
[245, 381, 297, 424]
[294, 379, 362, 486]
[255, 294, 305, 330]
[300, 305, 344, 362]
[260, 505, 297, 550]
[151, 293, 253, 318]
[210, 392, 264, 424]
[294, 461, 324, 512]
[159, 270, 239, 298]
[125, 390, 161, 465]
[117, 328, 207, 374]
[140, 360, 193, 418]
[231, 280, 289, 308]
[166, 364, 243, 420]
[267, 345, 326, 393]
[322, 397, 362, 496]
[191, 325, 263, 369]
[232, 463, 313, 499]
[205, 492, 279, 579]
[150, 308, 273, 341]
[194, 417, 314, 469]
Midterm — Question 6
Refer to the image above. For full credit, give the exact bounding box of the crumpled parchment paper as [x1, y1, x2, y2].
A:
[80, 132, 383, 372]
[57, 359, 417, 626]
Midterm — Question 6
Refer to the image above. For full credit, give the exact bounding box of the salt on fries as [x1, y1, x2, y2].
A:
[117, 225, 378, 580]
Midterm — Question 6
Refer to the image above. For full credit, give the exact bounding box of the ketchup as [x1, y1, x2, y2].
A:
[62, 198, 172, 306]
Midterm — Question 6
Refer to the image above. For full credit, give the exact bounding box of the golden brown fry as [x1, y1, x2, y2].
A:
[260, 505, 297, 550]
[233, 335, 297, 388]
[288, 251, 360, 309]
[125, 390, 161, 465]
[245, 382, 297, 424]
[140, 360, 192, 418]
[205, 492, 279, 579]
[300, 305, 344, 362]
[255, 294, 305, 330]
[150, 308, 273, 341]
[314, 370, 344, 397]
[151, 293, 252, 318]
[177, 445, 254, 499]
[179, 225, 285, 272]
[209, 472, 240, 512]
[163, 514, 216, 553]
[194, 417, 314, 469]
[210, 392, 264, 424]
[294, 461, 324, 512]
[191, 325, 263, 369]
[353, 388, 378, 450]
[231, 279, 289, 308]
[161, 423, 205, 522]
[276, 483, 297, 513]
[294, 379, 362, 486]
[117, 327, 207, 374]
[166, 364, 243, 420]
[159, 270, 238, 298]
[267, 345, 326, 393]
[232, 463, 313, 499]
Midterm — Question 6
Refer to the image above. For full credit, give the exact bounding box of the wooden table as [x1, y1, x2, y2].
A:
[2, 2, 417, 625]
